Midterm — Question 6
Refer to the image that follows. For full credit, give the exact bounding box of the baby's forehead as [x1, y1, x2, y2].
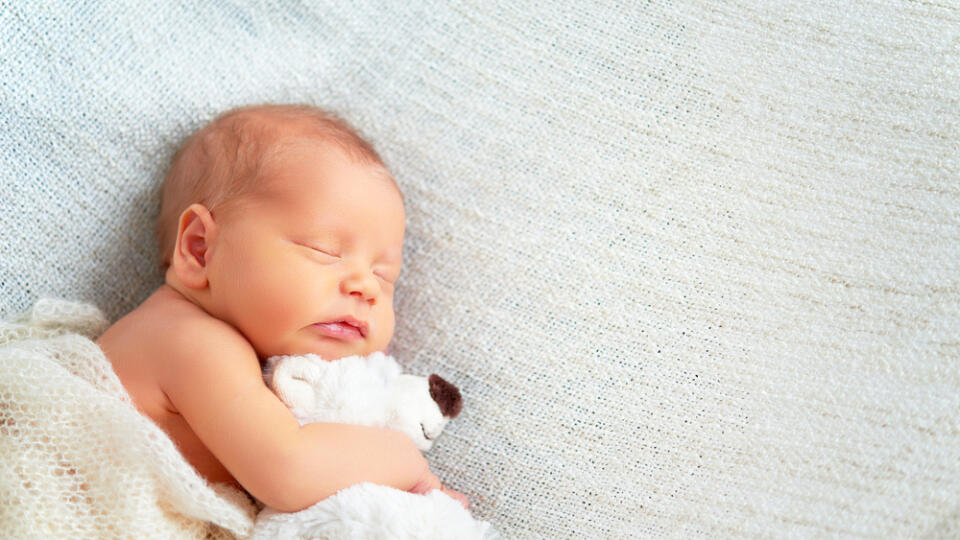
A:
[257, 140, 402, 200]
[250, 146, 402, 208]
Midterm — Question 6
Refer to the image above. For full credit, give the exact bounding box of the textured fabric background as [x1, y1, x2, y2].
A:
[1, 1, 958, 538]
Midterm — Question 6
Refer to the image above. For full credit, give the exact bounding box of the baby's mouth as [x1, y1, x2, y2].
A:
[312, 318, 367, 340]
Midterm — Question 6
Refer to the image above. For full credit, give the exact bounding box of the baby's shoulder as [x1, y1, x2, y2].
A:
[166, 308, 255, 363]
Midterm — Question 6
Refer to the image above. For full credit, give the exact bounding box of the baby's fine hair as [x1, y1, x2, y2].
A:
[156, 104, 389, 267]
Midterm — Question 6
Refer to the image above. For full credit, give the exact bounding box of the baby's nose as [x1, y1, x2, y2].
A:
[340, 270, 378, 303]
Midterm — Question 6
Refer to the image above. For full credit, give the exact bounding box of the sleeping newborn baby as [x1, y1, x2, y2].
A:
[95, 104, 467, 511]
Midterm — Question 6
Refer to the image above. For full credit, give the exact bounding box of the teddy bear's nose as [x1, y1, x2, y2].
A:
[428, 374, 463, 418]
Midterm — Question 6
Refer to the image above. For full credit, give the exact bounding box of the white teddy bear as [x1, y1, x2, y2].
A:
[251, 352, 497, 540]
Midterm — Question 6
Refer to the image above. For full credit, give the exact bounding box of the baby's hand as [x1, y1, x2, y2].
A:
[441, 487, 470, 509]
[408, 469, 470, 509]
[407, 469, 442, 495]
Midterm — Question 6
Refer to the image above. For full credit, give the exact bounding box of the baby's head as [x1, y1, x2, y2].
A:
[157, 104, 405, 361]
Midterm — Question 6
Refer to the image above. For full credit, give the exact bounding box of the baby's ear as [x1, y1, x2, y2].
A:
[172, 203, 217, 289]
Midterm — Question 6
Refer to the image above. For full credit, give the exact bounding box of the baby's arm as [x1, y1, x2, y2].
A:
[157, 317, 438, 512]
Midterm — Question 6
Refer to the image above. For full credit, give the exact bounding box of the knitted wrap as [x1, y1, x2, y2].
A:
[0, 299, 255, 539]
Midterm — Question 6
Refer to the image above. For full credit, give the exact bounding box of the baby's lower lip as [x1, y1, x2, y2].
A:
[312, 322, 364, 341]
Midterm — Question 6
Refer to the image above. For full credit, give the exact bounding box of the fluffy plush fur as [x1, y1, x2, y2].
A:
[252, 352, 496, 539]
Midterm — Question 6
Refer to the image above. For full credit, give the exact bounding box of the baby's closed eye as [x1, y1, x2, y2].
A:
[374, 272, 397, 285]
[373, 265, 401, 283]
[310, 246, 340, 258]
[294, 240, 341, 261]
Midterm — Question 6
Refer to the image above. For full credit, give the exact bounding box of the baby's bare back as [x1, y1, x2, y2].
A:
[96, 285, 244, 488]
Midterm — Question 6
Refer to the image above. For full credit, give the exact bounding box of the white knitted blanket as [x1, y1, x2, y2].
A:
[0, 299, 256, 539]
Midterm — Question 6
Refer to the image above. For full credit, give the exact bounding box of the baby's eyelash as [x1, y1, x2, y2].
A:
[312, 247, 340, 257]
[298, 242, 340, 258]
[374, 270, 399, 283]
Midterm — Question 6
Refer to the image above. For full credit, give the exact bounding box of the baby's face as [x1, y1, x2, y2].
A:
[205, 143, 405, 360]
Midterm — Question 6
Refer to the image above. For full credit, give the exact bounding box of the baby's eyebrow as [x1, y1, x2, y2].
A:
[303, 218, 342, 234]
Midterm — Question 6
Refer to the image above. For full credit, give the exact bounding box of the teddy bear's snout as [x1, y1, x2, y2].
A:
[428, 374, 462, 419]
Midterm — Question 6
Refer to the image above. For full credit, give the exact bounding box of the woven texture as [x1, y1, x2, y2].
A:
[0, 299, 256, 538]
[1, 2, 958, 537]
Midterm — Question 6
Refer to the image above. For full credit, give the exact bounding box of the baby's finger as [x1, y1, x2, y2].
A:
[408, 470, 442, 494]
[441, 487, 470, 509]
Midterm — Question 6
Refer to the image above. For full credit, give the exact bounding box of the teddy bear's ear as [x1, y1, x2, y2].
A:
[428, 374, 462, 419]
[270, 357, 319, 411]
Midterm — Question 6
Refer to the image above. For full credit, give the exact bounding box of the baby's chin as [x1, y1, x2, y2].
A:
[257, 337, 387, 362]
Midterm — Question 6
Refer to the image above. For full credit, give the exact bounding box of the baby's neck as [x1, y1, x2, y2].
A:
[162, 267, 210, 314]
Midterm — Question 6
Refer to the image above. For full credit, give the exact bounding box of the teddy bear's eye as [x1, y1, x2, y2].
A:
[292, 376, 308, 383]
[420, 423, 432, 440]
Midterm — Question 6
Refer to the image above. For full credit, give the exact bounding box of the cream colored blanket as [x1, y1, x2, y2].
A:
[0, 299, 255, 538]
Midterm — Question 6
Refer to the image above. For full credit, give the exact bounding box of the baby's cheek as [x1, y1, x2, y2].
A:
[243, 267, 306, 338]
[373, 309, 396, 352]
[261, 259, 317, 303]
